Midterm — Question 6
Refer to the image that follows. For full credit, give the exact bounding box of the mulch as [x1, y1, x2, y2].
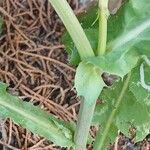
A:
[0, 0, 79, 149]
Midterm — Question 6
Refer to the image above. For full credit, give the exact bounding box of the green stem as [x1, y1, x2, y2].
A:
[74, 98, 97, 150]
[97, 0, 109, 56]
[48, 0, 94, 59]
[94, 73, 131, 150]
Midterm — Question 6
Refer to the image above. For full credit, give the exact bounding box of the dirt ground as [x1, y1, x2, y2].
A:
[0, 0, 149, 150]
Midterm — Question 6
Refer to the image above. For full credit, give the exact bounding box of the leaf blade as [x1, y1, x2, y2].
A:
[75, 62, 105, 105]
[85, 48, 139, 78]
[0, 82, 74, 148]
[93, 62, 150, 147]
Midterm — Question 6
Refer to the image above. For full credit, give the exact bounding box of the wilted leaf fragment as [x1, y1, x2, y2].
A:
[0, 82, 74, 148]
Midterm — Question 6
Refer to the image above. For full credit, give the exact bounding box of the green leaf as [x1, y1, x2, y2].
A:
[75, 62, 105, 105]
[0, 82, 74, 148]
[93, 62, 150, 147]
[63, 0, 150, 67]
[61, 2, 126, 65]
[108, 0, 150, 57]
[62, 32, 80, 65]
[94, 122, 118, 150]
[93, 100, 118, 149]
[116, 94, 150, 142]
[129, 57, 150, 106]
[78, 3, 98, 29]
[109, 0, 150, 57]
[85, 48, 139, 78]
[62, 29, 98, 65]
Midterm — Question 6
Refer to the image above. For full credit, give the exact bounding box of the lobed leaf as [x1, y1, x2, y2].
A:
[93, 61, 150, 147]
[0, 82, 74, 148]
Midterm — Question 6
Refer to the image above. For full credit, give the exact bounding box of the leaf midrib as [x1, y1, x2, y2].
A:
[0, 96, 60, 134]
[94, 72, 131, 149]
[112, 19, 150, 50]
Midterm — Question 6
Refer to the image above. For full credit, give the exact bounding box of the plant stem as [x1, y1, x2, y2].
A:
[97, 0, 109, 56]
[48, 0, 94, 59]
[94, 73, 131, 150]
[74, 98, 97, 150]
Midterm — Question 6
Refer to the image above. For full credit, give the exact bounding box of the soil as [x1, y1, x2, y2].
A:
[0, 0, 149, 150]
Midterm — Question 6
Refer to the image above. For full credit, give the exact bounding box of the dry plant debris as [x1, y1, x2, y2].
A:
[0, 0, 80, 149]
